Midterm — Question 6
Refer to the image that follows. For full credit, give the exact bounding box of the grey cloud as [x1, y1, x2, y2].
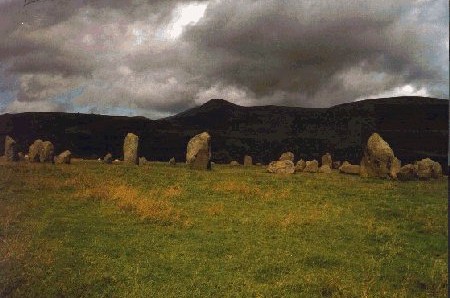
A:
[0, 0, 448, 117]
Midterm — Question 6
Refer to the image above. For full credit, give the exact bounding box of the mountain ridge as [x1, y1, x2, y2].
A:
[0, 96, 448, 171]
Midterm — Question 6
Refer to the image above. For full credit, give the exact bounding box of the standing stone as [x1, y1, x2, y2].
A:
[332, 161, 342, 169]
[397, 164, 418, 181]
[39, 141, 54, 163]
[416, 158, 443, 180]
[360, 133, 397, 179]
[321, 153, 332, 168]
[55, 150, 72, 164]
[29, 139, 44, 162]
[318, 165, 332, 174]
[4, 136, 18, 162]
[123, 133, 139, 165]
[339, 161, 360, 175]
[186, 132, 211, 170]
[303, 160, 319, 173]
[295, 159, 306, 172]
[190, 148, 211, 170]
[243, 155, 253, 166]
[267, 160, 295, 174]
[103, 153, 113, 164]
[279, 152, 294, 162]
[138, 157, 148, 166]
[169, 157, 176, 166]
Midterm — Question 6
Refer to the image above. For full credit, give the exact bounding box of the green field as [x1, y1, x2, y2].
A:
[0, 160, 447, 297]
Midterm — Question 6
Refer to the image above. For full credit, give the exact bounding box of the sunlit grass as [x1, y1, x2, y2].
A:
[0, 160, 447, 297]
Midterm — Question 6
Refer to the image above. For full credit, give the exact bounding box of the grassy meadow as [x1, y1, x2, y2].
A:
[0, 160, 447, 297]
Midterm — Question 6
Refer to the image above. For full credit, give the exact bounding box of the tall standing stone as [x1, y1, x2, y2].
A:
[123, 133, 139, 165]
[244, 155, 253, 166]
[4, 136, 18, 162]
[360, 133, 398, 179]
[29, 139, 44, 162]
[186, 132, 211, 170]
[321, 153, 332, 167]
[40, 141, 54, 163]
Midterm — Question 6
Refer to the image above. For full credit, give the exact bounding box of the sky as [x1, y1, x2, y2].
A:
[0, 0, 448, 119]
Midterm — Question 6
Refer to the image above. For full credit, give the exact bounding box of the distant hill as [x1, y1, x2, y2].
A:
[0, 96, 448, 171]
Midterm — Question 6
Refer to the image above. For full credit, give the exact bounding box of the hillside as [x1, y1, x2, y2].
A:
[0, 96, 448, 169]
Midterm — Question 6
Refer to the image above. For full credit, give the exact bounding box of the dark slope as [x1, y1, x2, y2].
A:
[0, 96, 448, 170]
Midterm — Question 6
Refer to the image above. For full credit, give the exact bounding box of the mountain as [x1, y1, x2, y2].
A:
[0, 96, 448, 171]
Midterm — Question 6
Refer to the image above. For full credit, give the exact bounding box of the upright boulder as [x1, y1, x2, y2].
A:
[190, 148, 211, 170]
[279, 152, 294, 162]
[103, 153, 113, 164]
[339, 161, 360, 175]
[18, 152, 25, 161]
[303, 160, 319, 173]
[267, 160, 295, 174]
[186, 132, 211, 170]
[360, 133, 397, 179]
[39, 141, 54, 163]
[416, 158, 443, 180]
[321, 153, 332, 168]
[169, 157, 176, 166]
[123, 133, 139, 165]
[295, 159, 306, 172]
[389, 157, 402, 179]
[244, 155, 253, 166]
[55, 150, 72, 164]
[29, 139, 44, 162]
[4, 136, 18, 162]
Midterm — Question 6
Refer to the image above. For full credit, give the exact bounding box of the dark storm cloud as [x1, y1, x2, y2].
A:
[0, 0, 448, 117]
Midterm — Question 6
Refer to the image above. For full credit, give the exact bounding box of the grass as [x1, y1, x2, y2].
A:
[0, 160, 447, 297]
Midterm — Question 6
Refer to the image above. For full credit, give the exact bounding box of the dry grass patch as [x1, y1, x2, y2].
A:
[203, 202, 224, 216]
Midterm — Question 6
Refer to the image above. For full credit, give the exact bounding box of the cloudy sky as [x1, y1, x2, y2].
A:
[0, 0, 448, 118]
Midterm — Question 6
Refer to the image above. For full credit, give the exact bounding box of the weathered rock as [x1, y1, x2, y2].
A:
[243, 155, 253, 166]
[189, 148, 211, 170]
[360, 133, 397, 178]
[332, 161, 342, 169]
[279, 152, 294, 162]
[5, 136, 18, 162]
[54, 150, 71, 164]
[29, 139, 44, 162]
[321, 153, 332, 167]
[123, 133, 139, 165]
[230, 160, 240, 166]
[416, 158, 443, 180]
[103, 153, 113, 164]
[303, 160, 319, 173]
[267, 160, 295, 174]
[397, 164, 418, 181]
[389, 157, 402, 179]
[255, 162, 262, 166]
[139, 157, 148, 166]
[169, 157, 176, 166]
[294, 159, 306, 172]
[186, 132, 211, 169]
[40, 141, 54, 163]
[339, 162, 360, 175]
[318, 164, 332, 173]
